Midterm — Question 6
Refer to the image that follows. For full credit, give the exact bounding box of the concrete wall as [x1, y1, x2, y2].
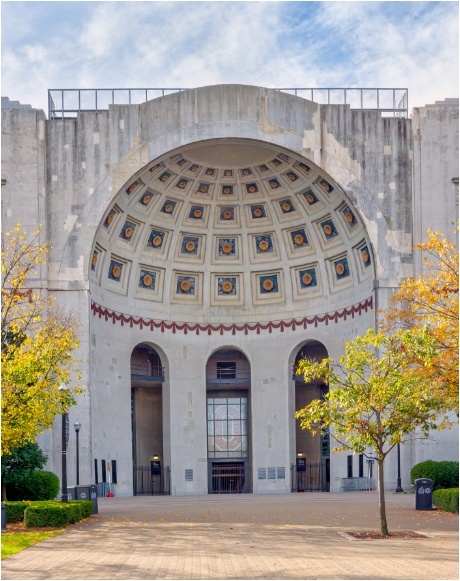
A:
[2, 85, 458, 496]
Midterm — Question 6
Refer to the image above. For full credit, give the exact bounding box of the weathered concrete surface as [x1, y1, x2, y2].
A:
[2, 493, 458, 580]
[1, 87, 458, 497]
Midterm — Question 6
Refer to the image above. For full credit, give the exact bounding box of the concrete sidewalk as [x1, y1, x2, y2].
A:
[2, 492, 458, 580]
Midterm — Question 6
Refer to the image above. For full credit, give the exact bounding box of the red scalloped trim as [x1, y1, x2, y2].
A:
[90, 296, 373, 336]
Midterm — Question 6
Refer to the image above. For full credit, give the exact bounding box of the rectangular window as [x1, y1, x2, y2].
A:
[347, 455, 353, 478]
[94, 459, 98, 484]
[206, 396, 248, 459]
[112, 460, 117, 484]
[102, 459, 106, 483]
[217, 362, 236, 379]
[359, 454, 364, 478]
[185, 469, 193, 481]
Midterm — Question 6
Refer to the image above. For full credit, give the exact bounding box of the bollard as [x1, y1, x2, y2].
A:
[1, 503, 6, 530]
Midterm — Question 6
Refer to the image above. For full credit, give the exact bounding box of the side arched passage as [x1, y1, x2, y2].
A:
[131, 343, 170, 494]
[292, 341, 330, 492]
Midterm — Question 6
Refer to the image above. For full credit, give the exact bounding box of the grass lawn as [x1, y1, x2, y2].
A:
[2, 528, 64, 559]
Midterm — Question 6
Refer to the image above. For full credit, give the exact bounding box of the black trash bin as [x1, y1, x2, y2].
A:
[89, 484, 98, 514]
[66, 487, 75, 500]
[414, 478, 433, 510]
[74, 485, 90, 502]
[74, 485, 98, 514]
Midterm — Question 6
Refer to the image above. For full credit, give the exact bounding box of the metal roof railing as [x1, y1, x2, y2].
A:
[48, 87, 408, 120]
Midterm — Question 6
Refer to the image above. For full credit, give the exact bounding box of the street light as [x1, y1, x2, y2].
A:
[74, 420, 81, 485]
[59, 383, 70, 503]
[395, 443, 403, 492]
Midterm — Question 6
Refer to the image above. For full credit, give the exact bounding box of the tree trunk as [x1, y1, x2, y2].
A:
[1, 481, 7, 502]
[377, 458, 389, 537]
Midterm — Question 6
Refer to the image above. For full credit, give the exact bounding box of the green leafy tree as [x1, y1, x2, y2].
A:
[1, 442, 47, 501]
[295, 327, 451, 537]
[1, 225, 81, 456]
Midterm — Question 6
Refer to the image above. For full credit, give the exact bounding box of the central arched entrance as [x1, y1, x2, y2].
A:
[206, 348, 251, 493]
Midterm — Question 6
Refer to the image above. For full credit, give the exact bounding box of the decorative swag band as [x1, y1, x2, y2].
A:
[90, 296, 373, 336]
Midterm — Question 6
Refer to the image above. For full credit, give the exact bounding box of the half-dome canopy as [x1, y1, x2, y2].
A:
[90, 138, 373, 324]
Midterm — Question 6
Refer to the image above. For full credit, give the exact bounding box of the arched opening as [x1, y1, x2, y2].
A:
[131, 343, 169, 494]
[293, 341, 330, 492]
[205, 348, 251, 493]
[87, 134, 375, 496]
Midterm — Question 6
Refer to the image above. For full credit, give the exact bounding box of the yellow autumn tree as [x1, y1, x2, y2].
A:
[384, 228, 458, 415]
[1, 225, 81, 456]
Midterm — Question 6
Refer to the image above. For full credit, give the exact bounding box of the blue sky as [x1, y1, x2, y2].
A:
[2, 1, 458, 114]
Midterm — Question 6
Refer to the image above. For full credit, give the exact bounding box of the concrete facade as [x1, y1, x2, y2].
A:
[1, 85, 458, 496]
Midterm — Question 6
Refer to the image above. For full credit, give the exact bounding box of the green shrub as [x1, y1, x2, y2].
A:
[24, 504, 70, 528]
[433, 488, 459, 513]
[6, 470, 60, 501]
[69, 500, 93, 518]
[4, 501, 34, 523]
[6, 500, 93, 527]
[410, 460, 459, 490]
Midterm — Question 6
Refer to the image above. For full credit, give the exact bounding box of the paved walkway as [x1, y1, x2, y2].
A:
[2, 492, 458, 580]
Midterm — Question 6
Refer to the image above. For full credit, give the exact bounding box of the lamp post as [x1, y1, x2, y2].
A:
[74, 420, 81, 486]
[395, 443, 403, 492]
[366, 458, 375, 491]
[59, 383, 70, 503]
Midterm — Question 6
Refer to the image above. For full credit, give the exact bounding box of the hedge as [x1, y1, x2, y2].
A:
[410, 460, 459, 490]
[69, 500, 93, 519]
[433, 488, 459, 514]
[6, 470, 60, 501]
[4, 501, 34, 523]
[4, 500, 93, 527]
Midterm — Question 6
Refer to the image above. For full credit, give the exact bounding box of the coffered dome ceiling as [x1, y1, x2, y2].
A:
[90, 139, 374, 324]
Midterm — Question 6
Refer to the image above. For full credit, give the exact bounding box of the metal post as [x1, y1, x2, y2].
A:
[395, 443, 403, 492]
[74, 420, 81, 485]
[61, 411, 69, 502]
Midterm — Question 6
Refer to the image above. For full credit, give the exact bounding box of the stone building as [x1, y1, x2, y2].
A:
[1, 86, 458, 495]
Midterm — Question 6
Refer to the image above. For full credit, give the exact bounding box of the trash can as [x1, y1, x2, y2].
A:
[74, 485, 98, 514]
[74, 485, 90, 502]
[66, 487, 75, 500]
[414, 478, 433, 510]
[89, 484, 98, 514]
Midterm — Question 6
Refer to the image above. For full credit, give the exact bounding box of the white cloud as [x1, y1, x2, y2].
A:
[1, 1, 458, 114]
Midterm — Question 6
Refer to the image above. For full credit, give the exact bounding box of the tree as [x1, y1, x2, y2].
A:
[295, 327, 451, 537]
[384, 228, 458, 414]
[1, 224, 81, 456]
[1, 442, 47, 501]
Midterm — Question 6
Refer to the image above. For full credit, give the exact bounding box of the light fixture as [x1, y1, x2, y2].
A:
[297, 452, 304, 457]
[74, 420, 81, 485]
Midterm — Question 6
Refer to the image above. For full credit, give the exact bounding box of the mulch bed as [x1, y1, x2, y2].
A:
[2, 523, 63, 533]
[346, 530, 428, 539]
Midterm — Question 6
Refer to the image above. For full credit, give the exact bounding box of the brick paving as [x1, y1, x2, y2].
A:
[2, 492, 458, 580]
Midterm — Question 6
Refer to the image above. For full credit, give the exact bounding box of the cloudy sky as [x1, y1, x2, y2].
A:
[1, 1, 458, 115]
